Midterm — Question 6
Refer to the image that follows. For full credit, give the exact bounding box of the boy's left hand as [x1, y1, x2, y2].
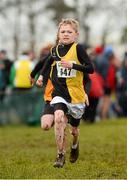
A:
[85, 94, 89, 106]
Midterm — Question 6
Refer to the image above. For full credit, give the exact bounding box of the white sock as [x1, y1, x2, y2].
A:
[58, 151, 64, 155]
[72, 143, 78, 149]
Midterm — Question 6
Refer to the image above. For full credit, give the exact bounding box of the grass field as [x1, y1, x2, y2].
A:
[1, 118, 127, 179]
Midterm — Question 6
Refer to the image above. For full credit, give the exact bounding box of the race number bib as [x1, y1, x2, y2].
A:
[56, 61, 76, 78]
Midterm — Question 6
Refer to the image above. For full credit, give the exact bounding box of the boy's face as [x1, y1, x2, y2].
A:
[58, 24, 78, 45]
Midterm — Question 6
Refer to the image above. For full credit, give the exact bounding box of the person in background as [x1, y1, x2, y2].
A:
[9, 51, 35, 122]
[116, 52, 127, 116]
[83, 71, 104, 123]
[10, 51, 34, 91]
[30, 44, 54, 130]
[82, 45, 104, 123]
[94, 45, 120, 120]
[0, 50, 13, 102]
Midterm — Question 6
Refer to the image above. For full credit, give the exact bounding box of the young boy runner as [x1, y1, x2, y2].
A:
[36, 18, 94, 168]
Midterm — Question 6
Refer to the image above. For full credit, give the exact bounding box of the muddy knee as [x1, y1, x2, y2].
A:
[41, 115, 53, 130]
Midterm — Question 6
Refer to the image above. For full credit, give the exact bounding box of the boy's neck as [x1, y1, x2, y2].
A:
[59, 42, 74, 46]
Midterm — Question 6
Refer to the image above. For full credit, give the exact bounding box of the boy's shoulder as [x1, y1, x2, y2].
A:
[77, 43, 86, 48]
[76, 43, 85, 51]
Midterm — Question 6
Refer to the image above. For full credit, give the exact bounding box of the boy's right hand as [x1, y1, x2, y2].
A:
[36, 75, 43, 87]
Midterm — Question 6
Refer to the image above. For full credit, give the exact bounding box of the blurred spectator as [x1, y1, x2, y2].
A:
[0, 50, 13, 102]
[116, 52, 127, 116]
[95, 45, 120, 119]
[9, 51, 35, 123]
[83, 72, 104, 123]
[10, 51, 34, 90]
[30, 43, 54, 85]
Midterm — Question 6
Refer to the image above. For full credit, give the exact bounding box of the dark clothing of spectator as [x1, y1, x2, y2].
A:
[83, 72, 104, 123]
[116, 62, 127, 116]
[0, 57, 13, 101]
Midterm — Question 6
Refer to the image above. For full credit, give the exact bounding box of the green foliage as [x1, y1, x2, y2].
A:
[46, 0, 75, 22]
[121, 26, 127, 43]
[1, 118, 127, 178]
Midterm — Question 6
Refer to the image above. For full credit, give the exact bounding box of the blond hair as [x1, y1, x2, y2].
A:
[55, 18, 79, 45]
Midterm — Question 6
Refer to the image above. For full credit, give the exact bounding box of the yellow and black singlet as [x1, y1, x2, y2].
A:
[40, 42, 94, 104]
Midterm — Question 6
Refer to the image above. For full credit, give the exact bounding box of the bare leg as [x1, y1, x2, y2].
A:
[54, 110, 67, 154]
[70, 126, 79, 146]
[62, 116, 68, 154]
[101, 95, 111, 120]
[41, 114, 54, 130]
[69, 126, 79, 163]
